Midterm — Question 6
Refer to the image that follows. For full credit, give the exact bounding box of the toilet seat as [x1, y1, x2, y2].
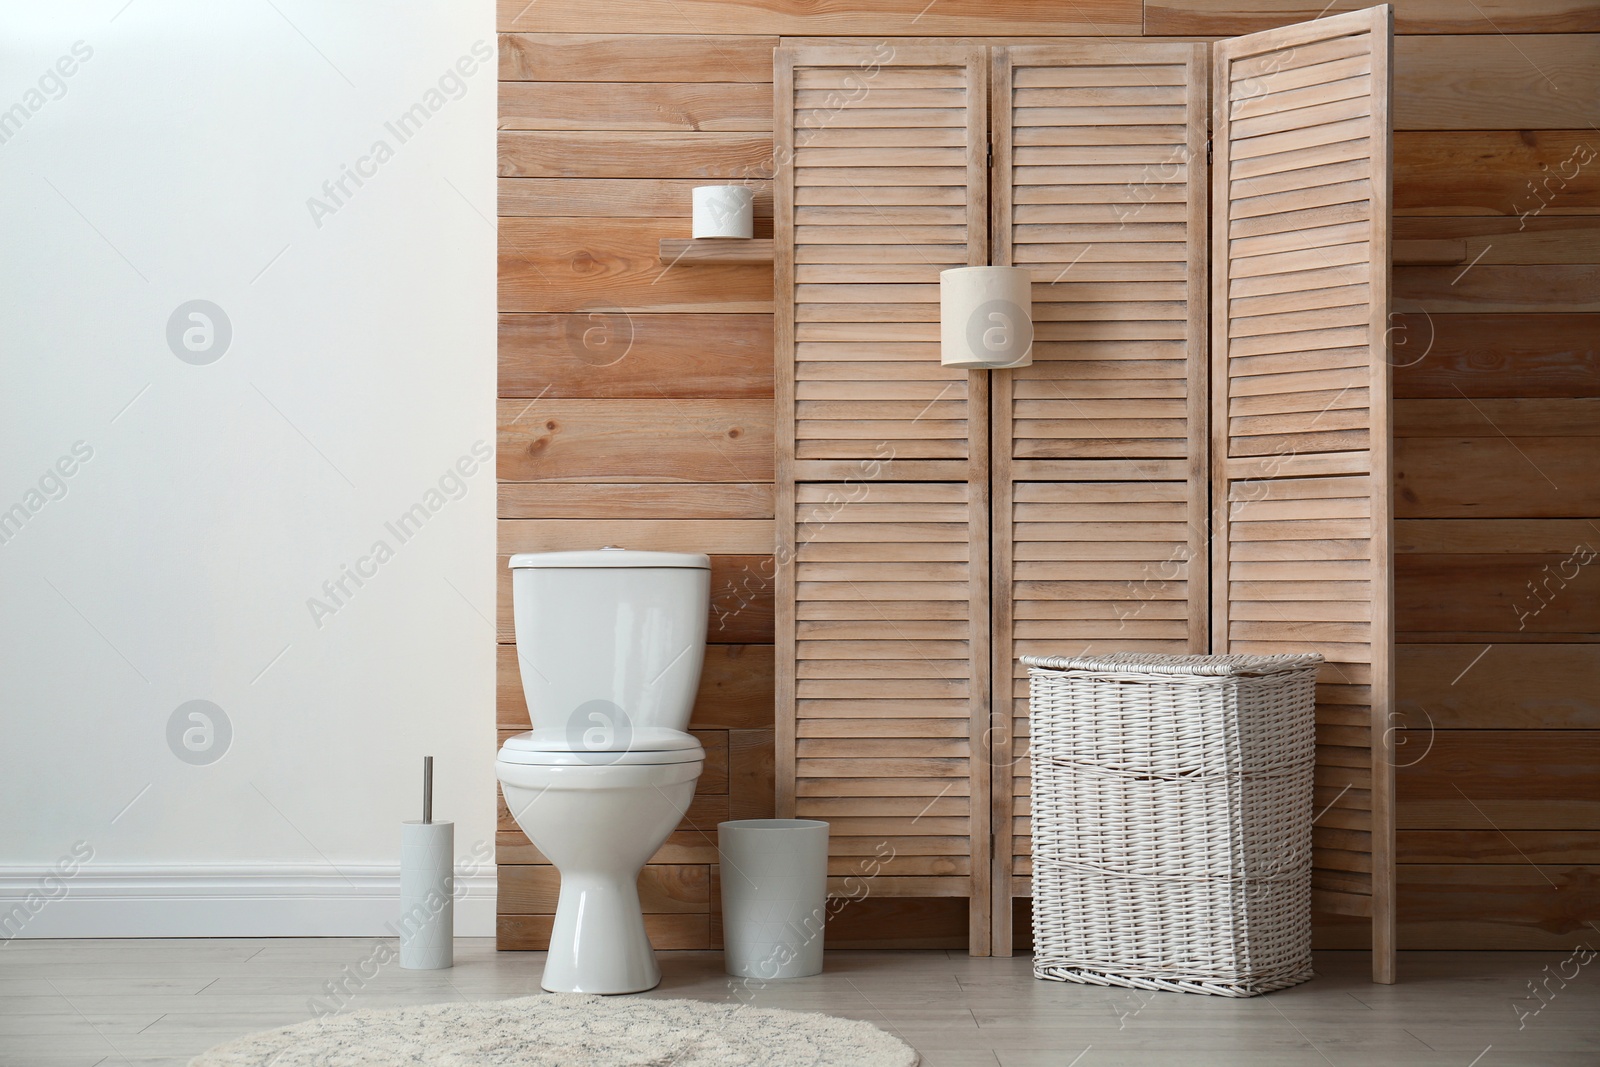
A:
[497, 729, 704, 767]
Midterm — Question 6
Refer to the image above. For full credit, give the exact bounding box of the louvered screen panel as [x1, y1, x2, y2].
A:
[782, 44, 988, 484]
[1212, 6, 1395, 982]
[790, 484, 983, 893]
[988, 42, 1210, 954]
[775, 44, 992, 954]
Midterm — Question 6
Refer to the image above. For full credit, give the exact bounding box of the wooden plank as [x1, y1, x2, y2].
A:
[1394, 865, 1600, 949]
[1393, 215, 1600, 265]
[1398, 643, 1600, 729]
[499, 178, 774, 218]
[499, 313, 773, 399]
[1397, 631, 1600, 644]
[697, 646, 776, 729]
[709, 557, 780, 645]
[498, 518, 774, 555]
[1395, 435, 1600, 518]
[1391, 239, 1464, 266]
[1399, 731, 1600, 823]
[1400, 830, 1600, 863]
[1391, 313, 1600, 398]
[498, 482, 774, 520]
[1394, 266, 1600, 314]
[497, 399, 773, 483]
[1395, 130, 1600, 215]
[697, 730, 730, 793]
[1393, 35, 1600, 130]
[824, 897, 967, 949]
[1395, 518, 1600, 553]
[728, 728, 777, 820]
[1395, 398, 1600, 437]
[1396, 553, 1600, 633]
[499, 131, 774, 179]
[500, 218, 772, 313]
[500, 81, 772, 131]
[500, 34, 779, 82]
[1397, 799, 1600, 831]
[498, 0, 1142, 35]
[1145, 0, 1600, 34]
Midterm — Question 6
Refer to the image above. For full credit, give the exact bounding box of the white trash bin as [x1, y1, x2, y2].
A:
[718, 819, 829, 979]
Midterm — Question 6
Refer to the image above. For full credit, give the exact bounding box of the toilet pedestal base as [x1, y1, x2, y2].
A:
[542, 873, 660, 995]
[495, 760, 702, 996]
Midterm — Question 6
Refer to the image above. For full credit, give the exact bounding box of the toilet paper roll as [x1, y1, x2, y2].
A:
[398, 820, 453, 970]
[692, 185, 755, 239]
[941, 266, 1034, 369]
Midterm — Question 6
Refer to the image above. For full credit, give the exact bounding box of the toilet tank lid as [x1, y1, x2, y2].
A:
[508, 549, 710, 570]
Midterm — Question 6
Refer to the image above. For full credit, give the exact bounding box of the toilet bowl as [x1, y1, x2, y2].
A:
[494, 548, 709, 995]
[497, 754, 701, 993]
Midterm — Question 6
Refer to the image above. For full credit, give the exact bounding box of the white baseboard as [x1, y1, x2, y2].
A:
[0, 865, 497, 939]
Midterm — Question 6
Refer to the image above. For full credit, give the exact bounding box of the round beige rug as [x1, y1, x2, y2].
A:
[188, 993, 920, 1066]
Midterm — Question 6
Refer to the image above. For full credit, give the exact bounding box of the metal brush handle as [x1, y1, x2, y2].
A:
[422, 756, 433, 824]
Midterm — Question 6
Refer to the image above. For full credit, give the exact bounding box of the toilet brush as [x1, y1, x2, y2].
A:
[399, 756, 453, 969]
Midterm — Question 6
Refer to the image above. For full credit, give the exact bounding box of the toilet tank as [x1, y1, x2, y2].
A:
[509, 549, 710, 747]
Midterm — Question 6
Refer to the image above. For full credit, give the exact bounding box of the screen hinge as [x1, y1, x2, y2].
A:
[986, 140, 993, 169]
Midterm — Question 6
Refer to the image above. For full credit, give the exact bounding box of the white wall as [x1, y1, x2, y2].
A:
[0, 0, 497, 936]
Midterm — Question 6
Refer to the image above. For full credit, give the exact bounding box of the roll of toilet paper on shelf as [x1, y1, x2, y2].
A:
[692, 185, 755, 239]
[398, 820, 453, 970]
[941, 266, 1034, 369]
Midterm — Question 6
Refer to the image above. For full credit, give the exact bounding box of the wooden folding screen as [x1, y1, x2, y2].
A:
[774, 44, 994, 953]
[1210, 6, 1396, 982]
[775, 8, 1394, 976]
[988, 42, 1212, 955]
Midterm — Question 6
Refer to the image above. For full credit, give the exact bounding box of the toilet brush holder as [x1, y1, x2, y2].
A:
[399, 820, 454, 969]
[398, 756, 452, 970]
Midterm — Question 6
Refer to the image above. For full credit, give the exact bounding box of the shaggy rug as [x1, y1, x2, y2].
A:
[187, 993, 920, 1066]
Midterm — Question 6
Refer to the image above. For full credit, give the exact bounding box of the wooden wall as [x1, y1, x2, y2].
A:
[496, 0, 1600, 951]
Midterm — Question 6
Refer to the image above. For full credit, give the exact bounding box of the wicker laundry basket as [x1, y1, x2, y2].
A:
[1023, 652, 1322, 997]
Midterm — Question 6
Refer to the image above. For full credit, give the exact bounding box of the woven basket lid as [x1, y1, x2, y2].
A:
[1021, 651, 1324, 677]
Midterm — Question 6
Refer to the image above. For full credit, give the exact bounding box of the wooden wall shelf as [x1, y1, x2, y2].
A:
[658, 238, 775, 264]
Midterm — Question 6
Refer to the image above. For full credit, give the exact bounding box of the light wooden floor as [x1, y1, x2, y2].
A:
[2, 942, 1596, 1066]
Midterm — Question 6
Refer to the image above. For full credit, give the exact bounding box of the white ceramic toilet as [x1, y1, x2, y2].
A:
[494, 548, 709, 994]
